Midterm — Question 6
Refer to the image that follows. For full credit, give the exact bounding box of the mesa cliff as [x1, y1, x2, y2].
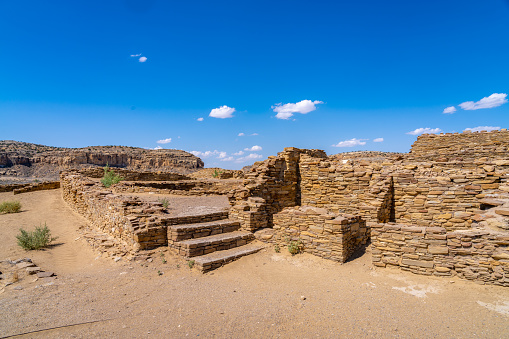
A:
[0, 140, 204, 182]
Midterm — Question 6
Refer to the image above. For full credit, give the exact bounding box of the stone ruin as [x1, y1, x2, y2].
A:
[55, 129, 509, 285]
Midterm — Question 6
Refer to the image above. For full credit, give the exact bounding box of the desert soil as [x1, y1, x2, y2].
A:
[0, 190, 508, 338]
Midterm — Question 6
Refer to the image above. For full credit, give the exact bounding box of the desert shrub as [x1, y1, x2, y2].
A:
[187, 260, 195, 269]
[212, 169, 223, 178]
[101, 164, 124, 188]
[158, 198, 170, 209]
[16, 223, 58, 250]
[287, 240, 302, 255]
[0, 200, 22, 214]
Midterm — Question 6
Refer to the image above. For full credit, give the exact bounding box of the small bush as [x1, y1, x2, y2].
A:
[16, 223, 58, 250]
[0, 200, 22, 214]
[212, 169, 223, 178]
[101, 164, 124, 188]
[158, 198, 170, 209]
[274, 244, 280, 253]
[287, 240, 302, 255]
[187, 260, 195, 269]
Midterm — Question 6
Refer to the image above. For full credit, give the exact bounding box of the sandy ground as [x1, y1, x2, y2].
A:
[1, 190, 508, 338]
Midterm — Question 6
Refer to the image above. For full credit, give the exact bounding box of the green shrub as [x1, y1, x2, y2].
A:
[274, 244, 280, 253]
[187, 259, 195, 269]
[158, 198, 170, 209]
[16, 223, 58, 250]
[287, 240, 302, 255]
[212, 169, 223, 178]
[101, 164, 124, 188]
[0, 200, 22, 214]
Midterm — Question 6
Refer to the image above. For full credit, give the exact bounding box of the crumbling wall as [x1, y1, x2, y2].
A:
[60, 171, 167, 251]
[269, 206, 369, 262]
[371, 222, 509, 286]
[228, 147, 327, 230]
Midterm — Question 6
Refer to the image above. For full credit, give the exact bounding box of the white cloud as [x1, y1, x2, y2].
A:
[157, 138, 172, 144]
[443, 106, 456, 114]
[220, 156, 234, 162]
[459, 93, 507, 110]
[464, 126, 500, 133]
[197, 117, 204, 121]
[251, 133, 258, 136]
[332, 138, 367, 147]
[406, 128, 442, 136]
[373, 138, 384, 143]
[272, 100, 323, 120]
[190, 150, 228, 159]
[154, 146, 163, 150]
[139, 56, 147, 62]
[233, 151, 244, 156]
[209, 105, 235, 119]
[235, 153, 263, 163]
[130, 53, 142, 57]
[244, 145, 262, 151]
[238, 133, 245, 136]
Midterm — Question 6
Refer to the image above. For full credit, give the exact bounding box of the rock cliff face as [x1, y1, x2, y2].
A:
[0, 140, 204, 180]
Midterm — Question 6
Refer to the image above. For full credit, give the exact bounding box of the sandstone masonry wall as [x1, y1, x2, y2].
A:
[371, 222, 509, 286]
[270, 206, 369, 263]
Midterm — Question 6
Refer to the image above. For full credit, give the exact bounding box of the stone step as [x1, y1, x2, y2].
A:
[193, 243, 265, 272]
[161, 210, 229, 226]
[168, 219, 240, 242]
[170, 231, 255, 257]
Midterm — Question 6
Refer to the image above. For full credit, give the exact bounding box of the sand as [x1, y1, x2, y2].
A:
[0, 190, 508, 338]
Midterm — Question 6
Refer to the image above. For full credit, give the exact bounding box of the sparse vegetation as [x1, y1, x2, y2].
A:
[157, 270, 163, 276]
[160, 252, 167, 264]
[16, 223, 58, 250]
[0, 200, 22, 214]
[100, 163, 124, 188]
[274, 244, 280, 253]
[287, 240, 302, 255]
[187, 260, 195, 269]
[212, 169, 223, 178]
[158, 198, 170, 209]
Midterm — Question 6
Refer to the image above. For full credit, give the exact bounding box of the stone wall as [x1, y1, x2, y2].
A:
[268, 206, 368, 262]
[61, 172, 167, 252]
[409, 129, 509, 161]
[61, 171, 233, 252]
[113, 179, 241, 196]
[228, 148, 327, 230]
[0, 181, 60, 194]
[72, 167, 191, 181]
[371, 222, 509, 286]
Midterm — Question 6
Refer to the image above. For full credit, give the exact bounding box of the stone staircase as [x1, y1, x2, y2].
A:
[167, 211, 264, 272]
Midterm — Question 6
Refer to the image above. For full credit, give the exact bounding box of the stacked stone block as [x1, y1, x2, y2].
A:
[270, 206, 369, 263]
[371, 222, 509, 286]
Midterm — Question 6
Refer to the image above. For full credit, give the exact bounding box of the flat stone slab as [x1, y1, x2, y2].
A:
[177, 231, 254, 248]
[26, 267, 41, 274]
[479, 198, 505, 206]
[193, 244, 265, 272]
[495, 208, 509, 216]
[16, 262, 35, 269]
[36, 271, 55, 278]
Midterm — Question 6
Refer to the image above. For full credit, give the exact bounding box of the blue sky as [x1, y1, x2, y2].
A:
[1, 0, 508, 169]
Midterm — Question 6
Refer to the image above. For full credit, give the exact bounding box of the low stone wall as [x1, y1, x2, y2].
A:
[13, 181, 60, 194]
[71, 167, 191, 181]
[371, 222, 509, 286]
[268, 206, 369, 263]
[113, 179, 241, 196]
[61, 172, 167, 251]
[0, 183, 30, 193]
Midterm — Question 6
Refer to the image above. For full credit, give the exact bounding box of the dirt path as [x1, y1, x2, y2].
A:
[1, 190, 508, 338]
